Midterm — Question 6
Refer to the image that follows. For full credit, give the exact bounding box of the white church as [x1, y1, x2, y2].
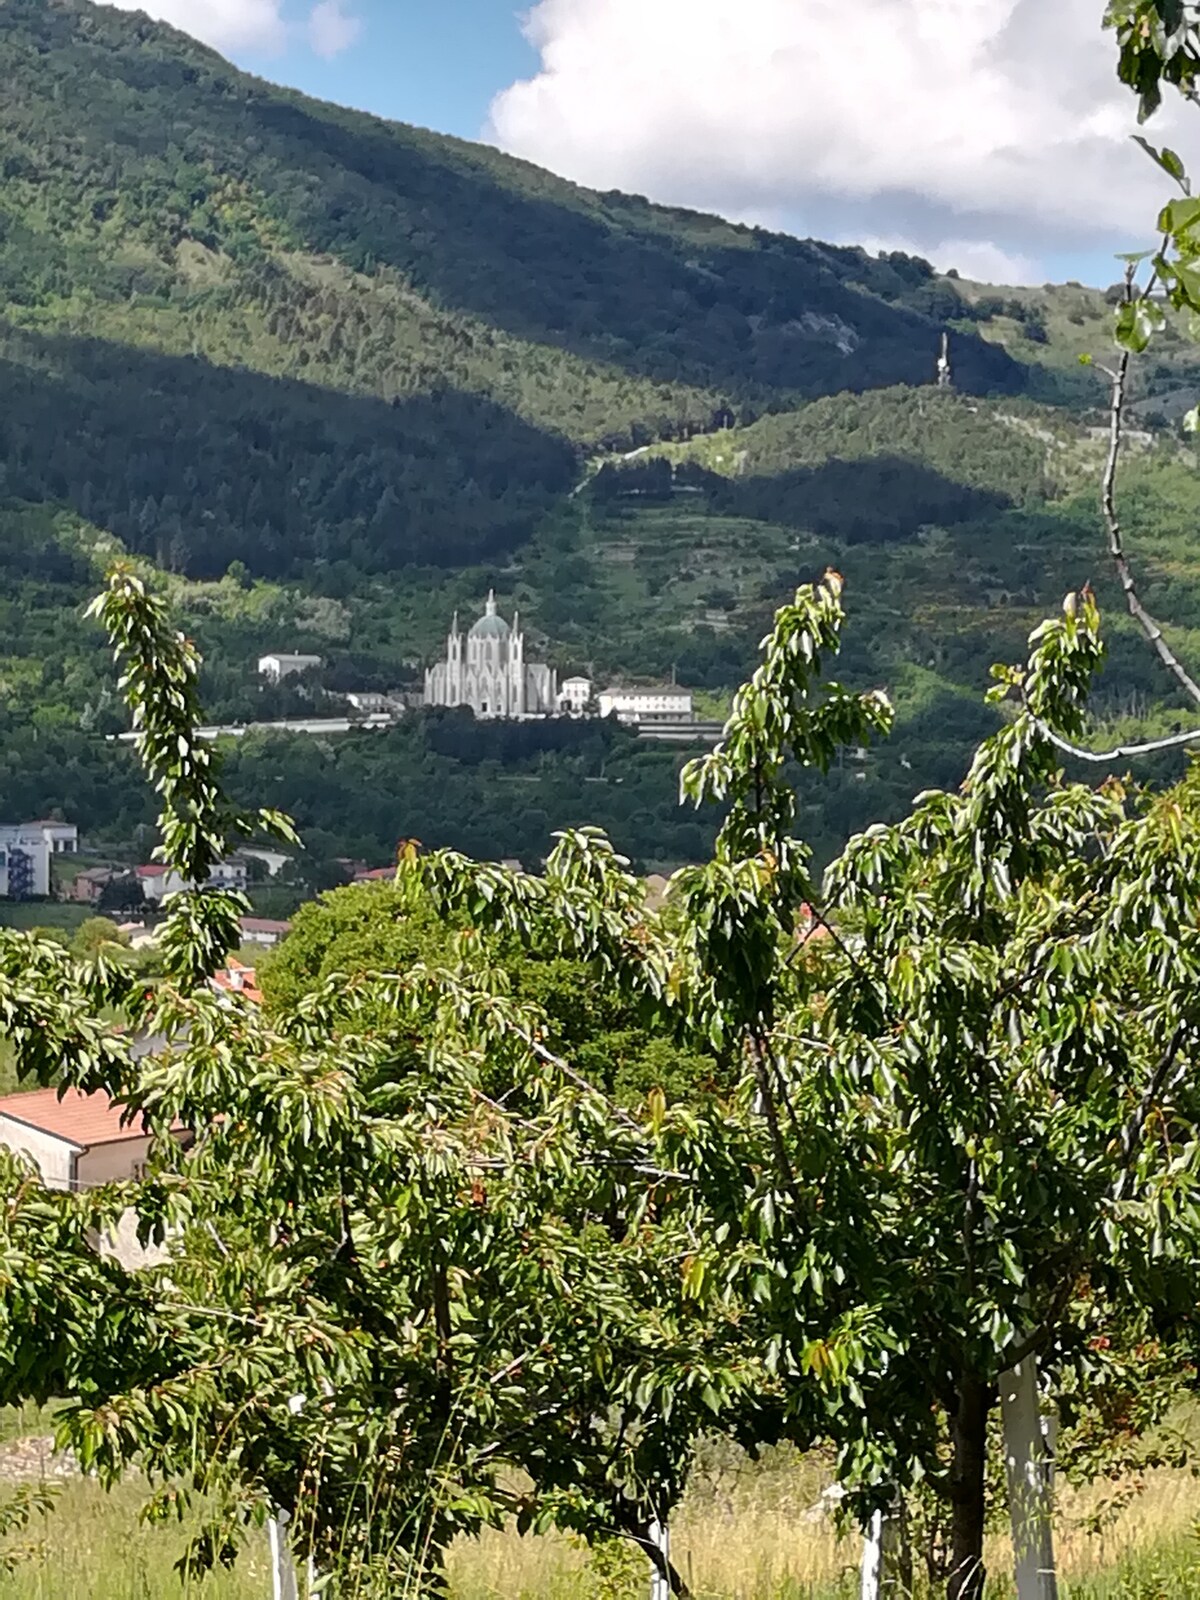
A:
[423, 593, 558, 719]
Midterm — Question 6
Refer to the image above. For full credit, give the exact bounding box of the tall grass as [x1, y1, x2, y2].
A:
[0, 1480, 264, 1600]
[0, 1431, 1195, 1597]
[444, 1443, 1200, 1600]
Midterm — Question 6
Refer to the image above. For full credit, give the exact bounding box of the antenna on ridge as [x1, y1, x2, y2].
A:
[936, 331, 953, 390]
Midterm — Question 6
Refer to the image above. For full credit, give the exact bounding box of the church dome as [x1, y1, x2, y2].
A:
[468, 592, 511, 640]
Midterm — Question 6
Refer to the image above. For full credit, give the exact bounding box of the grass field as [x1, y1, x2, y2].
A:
[0, 1427, 1198, 1599]
[0, 903, 91, 935]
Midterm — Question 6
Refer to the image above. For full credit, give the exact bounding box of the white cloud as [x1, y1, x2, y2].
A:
[488, 0, 1198, 279]
[861, 237, 1041, 287]
[102, 0, 363, 60]
[307, 0, 362, 59]
[103, 0, 289, 53]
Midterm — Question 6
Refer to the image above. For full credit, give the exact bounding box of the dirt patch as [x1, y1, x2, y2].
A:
[0, 1436, 79, 1482]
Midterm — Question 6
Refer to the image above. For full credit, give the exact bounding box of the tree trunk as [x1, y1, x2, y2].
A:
[1000, 1356, 1058, 1600]
[648, 1518, 671, 1600]
[268, 1512, 300, 1600]
[861, 1509, 884, 1600]
[948, 1375, 989, 1600]
[891, 1498, 915, 1596]
[628, 1520, 690, 1599]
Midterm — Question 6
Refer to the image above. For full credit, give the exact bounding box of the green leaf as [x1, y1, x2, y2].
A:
[1134, 134, 1190, 189]
[1159, 196, 1200, 236]
[1115, 298, 1162, 352]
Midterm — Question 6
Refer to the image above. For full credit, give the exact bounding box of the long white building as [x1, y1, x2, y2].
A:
[597, 686, 694, 725]
[424, 594, 557, 719]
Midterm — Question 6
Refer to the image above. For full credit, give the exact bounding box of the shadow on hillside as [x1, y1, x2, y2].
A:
[6, 0, 1024, 410]
[713, 456, 1015, 543]
[0, 323, 576, 581]
[249, 95, 1024, 403]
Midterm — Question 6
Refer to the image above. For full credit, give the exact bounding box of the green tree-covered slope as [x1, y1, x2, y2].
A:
[6, 379, 1200, 877]
[0, 0, 1027, 579]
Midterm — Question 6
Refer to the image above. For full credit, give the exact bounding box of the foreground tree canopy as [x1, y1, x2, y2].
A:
[0, 564, 1198, 1599]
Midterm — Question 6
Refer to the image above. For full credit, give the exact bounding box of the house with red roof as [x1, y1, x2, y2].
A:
[211, 957, 264, 1006]
[135, 857, 250, 903]
[0, 1087, 183, 1192]
[0, 1087, 189, 1269]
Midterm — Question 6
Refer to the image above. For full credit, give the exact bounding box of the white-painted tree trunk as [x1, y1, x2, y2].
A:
[861, 1506, 912, 1597]
[860, 1508, 884, 1600]
[268, 1512, 300, 1600]
[1000, 1356, 1058, 1600]
[648, 1518, 671, 1600]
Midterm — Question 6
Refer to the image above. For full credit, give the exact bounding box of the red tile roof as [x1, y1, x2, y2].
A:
[353, 867, 395, 882]
[136, 864, 166, 879]
[211, 959, 264, 1005]
[0, 1088, 154, 1150]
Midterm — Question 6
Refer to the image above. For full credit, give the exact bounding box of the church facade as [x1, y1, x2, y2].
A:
[423, 594, 557, 719]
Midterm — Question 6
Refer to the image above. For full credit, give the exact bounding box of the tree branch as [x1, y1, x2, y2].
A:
[1102, 278, 1200, 709]
[1029, 716, 1200, 764]
[1115, 1022, 1191, 1198]
[997, 1023, 1194, 1373]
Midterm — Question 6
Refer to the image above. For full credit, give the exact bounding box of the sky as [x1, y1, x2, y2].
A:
[103, 0, 1200, 287]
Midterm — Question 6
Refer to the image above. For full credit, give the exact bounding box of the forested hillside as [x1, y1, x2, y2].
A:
[3, 0, 1200, 876]
[0, 0, 1031, 580]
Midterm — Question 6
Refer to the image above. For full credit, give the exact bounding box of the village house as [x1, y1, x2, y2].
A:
[257, 652, 323, 683]
[0, 1087, 164, 1191]
[238, 916, 291, 949]
[211, 957, 264, 1006]
[136, 856, 249, 902]
[558, 676, 593, 714]
[68, 865, 117, 904]
[0, 1086, 186, 1268]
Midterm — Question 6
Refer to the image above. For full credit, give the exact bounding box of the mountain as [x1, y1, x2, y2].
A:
[0, 0, 1029, 580]
[5, 0, 1200, 886]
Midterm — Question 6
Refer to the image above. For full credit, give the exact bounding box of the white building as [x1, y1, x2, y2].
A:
[597, 686, 695, 725]
[346, 692, 401, 715]
[238, 917, 292, 948]
[136, 856, 249, 903]
[257, 652, 323, 683]
[559, 676, 593, 715]
[0, 821, 78, 899]
[424, 593, 557, 719]
[240, 847, 292, 878]
[27, 820, 79, 856]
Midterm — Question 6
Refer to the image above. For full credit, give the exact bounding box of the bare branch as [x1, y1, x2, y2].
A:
[1102, 279, 1200, 709]
[1029, 717, 1200, 764]
[1115, 1023, 1191, 1199]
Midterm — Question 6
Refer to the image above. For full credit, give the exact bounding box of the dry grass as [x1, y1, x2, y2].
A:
[447, 1444, 1200, 1600]
[0, 1435, 1194, 1597]
[0, 1479, 266, 1600]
